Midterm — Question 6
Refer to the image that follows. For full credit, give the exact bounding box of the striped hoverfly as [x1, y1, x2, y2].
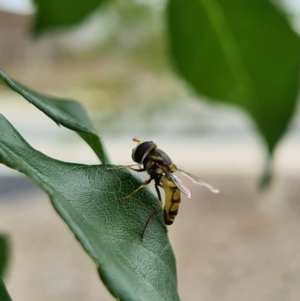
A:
[111, 138, 219, 240]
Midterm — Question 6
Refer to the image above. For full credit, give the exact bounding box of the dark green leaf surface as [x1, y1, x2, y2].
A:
[168, 0, 300, 154]
[0, 70, 110, 164]
[0, 114, 179, 301]
[0, 234, 9, 278]
[0, 279, 12, 301]
[32, 0, 108, 35]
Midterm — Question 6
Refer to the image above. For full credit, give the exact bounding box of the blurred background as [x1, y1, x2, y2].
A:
[1, 0, 300, 300]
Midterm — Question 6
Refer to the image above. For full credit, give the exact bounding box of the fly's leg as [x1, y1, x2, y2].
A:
[141, 182, 163, 241]
[120, 178, 152, 202]
[108, 164, 148, 201]
[107, 164, 145, 172]
[141, 206, 162, 241]
[155, 182, 162, 200]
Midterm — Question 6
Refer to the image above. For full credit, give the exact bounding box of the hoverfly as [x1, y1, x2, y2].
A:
[111, 138, 219, 239]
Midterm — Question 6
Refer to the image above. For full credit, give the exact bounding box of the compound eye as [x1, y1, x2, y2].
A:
[132, 141, 155, 163]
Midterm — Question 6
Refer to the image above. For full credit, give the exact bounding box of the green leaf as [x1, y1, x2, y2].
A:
[167, 0, 300, 154]
[32, 0, 108, 35]
[0, 234, 9, 278]
[0, 279, 12, 301]
[0, 114, 180, 301]
[0, 70, 110, 164]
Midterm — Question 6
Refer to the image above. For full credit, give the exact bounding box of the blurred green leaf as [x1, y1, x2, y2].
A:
[0, 114, 179, 301]
[0, 70, 110, 164]
[32, 0, 108, 35]
[168, 0, 300, 154]
[0, 279, 12, 301]
[0, 234, 9, 278]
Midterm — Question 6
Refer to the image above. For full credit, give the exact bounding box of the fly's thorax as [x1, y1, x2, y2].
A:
[152, 148, 173, 166]
[168, 163, 177, 173]
[155, 167, 163, 174]
[145, 160, 164, 180]
[145, 148, 175, 175]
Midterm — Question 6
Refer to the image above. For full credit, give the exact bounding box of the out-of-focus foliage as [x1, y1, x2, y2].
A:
[167, 0, 300, 157]
[31, 0, 300, 178]
[0, 234, 9, 278]
[0, 279, 12, 301]
[32, 0, 108, 35]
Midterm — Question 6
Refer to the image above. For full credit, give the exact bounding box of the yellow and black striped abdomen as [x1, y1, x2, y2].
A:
[161, 175, 181, 225]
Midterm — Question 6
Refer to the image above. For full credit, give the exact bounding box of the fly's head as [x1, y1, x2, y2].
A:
[131, 138, 157, 164]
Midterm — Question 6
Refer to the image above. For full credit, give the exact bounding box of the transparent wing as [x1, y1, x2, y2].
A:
[165, 171, 192, 199]
[178, 169, 220, 194]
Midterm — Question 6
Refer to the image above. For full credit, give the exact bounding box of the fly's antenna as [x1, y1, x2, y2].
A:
[132, 137, 141, 144]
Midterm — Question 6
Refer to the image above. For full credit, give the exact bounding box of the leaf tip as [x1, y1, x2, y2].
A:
[259, 157, 273, 190]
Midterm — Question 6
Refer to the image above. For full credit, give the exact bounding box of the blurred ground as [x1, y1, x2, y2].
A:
[1, 171, 300, 301]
